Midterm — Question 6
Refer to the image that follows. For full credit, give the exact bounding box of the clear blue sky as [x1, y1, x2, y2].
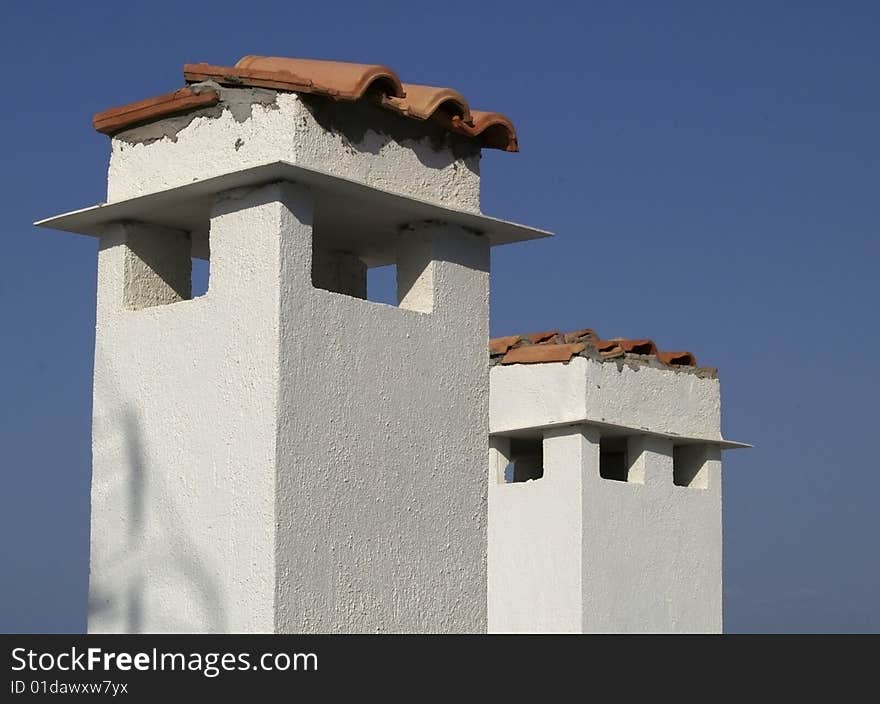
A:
[2, 1, 877, 633]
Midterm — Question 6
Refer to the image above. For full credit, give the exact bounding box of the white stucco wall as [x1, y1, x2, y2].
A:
[488, 358, 724, 633]
[89, 170, 489, 631]
[273, 205, 489, 632]
[581, 435, 721, 633]
[106, 89, 481, 213]
[488, 428, 588, 633]
[89, 198, 283, 633]
[278, 205, 489, 632]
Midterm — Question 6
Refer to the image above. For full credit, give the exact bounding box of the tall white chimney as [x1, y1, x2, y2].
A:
[36, 56, 548, 633]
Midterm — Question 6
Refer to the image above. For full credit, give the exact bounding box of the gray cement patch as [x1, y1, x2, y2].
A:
[114, 82, 280, 145]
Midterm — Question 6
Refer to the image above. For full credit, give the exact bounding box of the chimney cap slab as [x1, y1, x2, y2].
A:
[34, 161, 551, 265]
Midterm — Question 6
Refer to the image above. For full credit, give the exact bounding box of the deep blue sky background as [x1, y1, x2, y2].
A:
[2, 1, 878, 633]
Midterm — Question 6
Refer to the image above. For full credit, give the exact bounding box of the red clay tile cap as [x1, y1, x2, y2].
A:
[489, 335, 522, 356]
[501, 343, 586, 365]
[93, 86, 220, 136]
[492, 327, 707, 369]
[657, 351, 698, 366]
[97, 56, 518, 152]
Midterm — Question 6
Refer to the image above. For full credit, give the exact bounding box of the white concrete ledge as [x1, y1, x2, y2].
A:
[489, 419, 750, 450]
[34, 161, 552, 267]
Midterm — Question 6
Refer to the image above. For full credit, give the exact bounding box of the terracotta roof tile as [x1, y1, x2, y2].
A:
[489, 335, 521, 356]
[612, 338, 658, 356]
[524, 331, 559, 344]
[96, 55, 518, 151]
[657, 351, 698, 366]
[501, 343, 586, 365]
[93, 86, 220, 136]
[184, 57, 406, 100]
[452, 111, 518, 152]
[384, 84, 470, 121]
[595, 340, 625, 359]
[563, 328, 599, 344]
[490, 328, 703, 370]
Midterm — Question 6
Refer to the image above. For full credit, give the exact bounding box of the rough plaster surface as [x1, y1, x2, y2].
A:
[580, 436, 721, 633]
[488, 429, 586, 633]
[89, 181, 489, 633]
[488, 359, 723, 633]
[90, 200, 281, 633]
[489, 356, 722, 440]
[121, 224, 191, 309]
[107, 89, 482, 212]
[274, 203, 489, 633]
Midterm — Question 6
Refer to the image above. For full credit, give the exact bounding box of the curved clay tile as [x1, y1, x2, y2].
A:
[384, 83, 471, 122]
[594, 340, 625, 359]
[502, 343, 586, 365]
[563, 328, 599, 343]
[93, 86, 220, 136]
[489, 335, 522, 356]
[185, 62, 311, 91]
[234, 56, 405, 100]
[613, 339, 658, 356]
[184, 57, 405, 101]
[524, 331, 560, 344]
[451, 111, 518, 152]
[657, 351, 697, 367]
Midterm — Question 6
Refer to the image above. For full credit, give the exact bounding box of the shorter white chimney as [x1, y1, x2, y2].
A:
[487, 330, 747, 633]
